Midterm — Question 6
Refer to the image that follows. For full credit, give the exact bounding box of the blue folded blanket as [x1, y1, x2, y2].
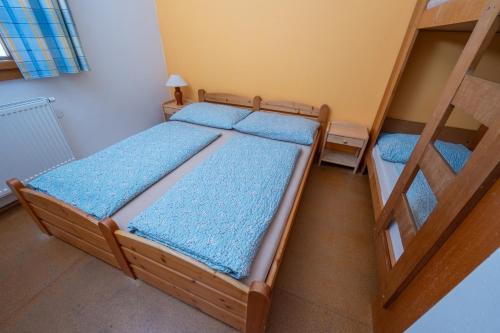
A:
[129, 135, 301, 279]
[29, 122, 220, 219]
[377, 133, 471, 228]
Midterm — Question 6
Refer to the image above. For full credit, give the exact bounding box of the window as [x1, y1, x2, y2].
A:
[0, 37, 10, 59]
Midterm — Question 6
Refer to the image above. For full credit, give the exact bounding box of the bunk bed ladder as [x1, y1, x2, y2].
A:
[375, 1, 500, 308]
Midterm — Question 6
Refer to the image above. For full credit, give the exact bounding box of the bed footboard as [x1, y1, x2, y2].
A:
[108, 229, 273, 332]
[7, 178, 119, 268]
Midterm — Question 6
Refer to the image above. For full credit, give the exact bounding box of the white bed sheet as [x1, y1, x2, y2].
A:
[111, 122, 312, 284]
[372, 145, 404, 261]
[427, 0, 449, 9]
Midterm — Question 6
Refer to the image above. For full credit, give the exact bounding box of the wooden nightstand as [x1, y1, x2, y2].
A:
[162, 99, 193, 121]
[319, 121, 368, 173]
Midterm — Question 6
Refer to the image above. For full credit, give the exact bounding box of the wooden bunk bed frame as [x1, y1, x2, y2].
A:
[7, 90, 329, 333]
[365, 1, 500, 332]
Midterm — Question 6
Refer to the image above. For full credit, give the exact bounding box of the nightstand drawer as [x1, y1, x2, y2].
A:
[327, 134, 364, 148]
[163, 107, 178, 115]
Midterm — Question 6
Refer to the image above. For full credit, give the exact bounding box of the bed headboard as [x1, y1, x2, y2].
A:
[198, 89, 330, 148]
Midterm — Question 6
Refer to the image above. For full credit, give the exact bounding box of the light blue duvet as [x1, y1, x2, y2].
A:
[128, 135, 301, 279]
[29, 122, 220, 219]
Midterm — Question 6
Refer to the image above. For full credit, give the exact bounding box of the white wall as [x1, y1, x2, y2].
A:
[407, 249, 500, 333]
[0, 0, 169, 158]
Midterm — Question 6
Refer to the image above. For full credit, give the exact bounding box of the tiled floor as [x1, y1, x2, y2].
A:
[0, 165, 378, 333]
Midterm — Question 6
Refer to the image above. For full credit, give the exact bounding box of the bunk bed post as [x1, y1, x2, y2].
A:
[245, 281, 272, 333]
[98, 219, 135, 278]
[252, 96, 262, 111]
[7, 178, 51, 235]
[361, 0, 429, 169]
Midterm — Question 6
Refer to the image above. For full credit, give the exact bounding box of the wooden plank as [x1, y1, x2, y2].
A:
[123, 248, 246, 317]
[265, 134, 319, 288]
[373, 180, 500, 333]
[115, 231, 249, 302]
[133, 267, 245, 331]
[419, 0, 489, 29]
[419, 144, 456, 199]
[381, 117, 479, 149]
[45, 223, 118, 268]
[366, 152, 383, 218]
[452, 74, 500, 128]
[7, 179, 50, 234]
[21, 189, 100, 233]
[374, 229, 392, 287]
[259, 99, 320, 117]
[394, 194, 417, 248]
[32, 205, 108, 251]
[98, 219, 135, 278]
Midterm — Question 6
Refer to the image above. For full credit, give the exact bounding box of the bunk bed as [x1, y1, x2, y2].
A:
[365, 0, 500, 332]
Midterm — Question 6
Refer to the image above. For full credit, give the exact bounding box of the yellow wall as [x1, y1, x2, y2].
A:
[155, 0, 416, 128]
[388, 32, 500, 130]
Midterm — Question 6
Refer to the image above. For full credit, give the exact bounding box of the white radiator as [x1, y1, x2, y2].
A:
[0, 98, 75, 206]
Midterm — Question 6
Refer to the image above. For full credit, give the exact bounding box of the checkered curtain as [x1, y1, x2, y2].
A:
[0, 0, 89, 79]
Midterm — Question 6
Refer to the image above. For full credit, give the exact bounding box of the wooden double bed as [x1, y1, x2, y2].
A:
[365, 0, 500, 332]
[8, 90, 329, 332]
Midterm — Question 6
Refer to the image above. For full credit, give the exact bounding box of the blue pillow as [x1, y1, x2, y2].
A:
[377, 133, 471, 172]
[171, 102, 251, 129]
[233, 112, 319, 145]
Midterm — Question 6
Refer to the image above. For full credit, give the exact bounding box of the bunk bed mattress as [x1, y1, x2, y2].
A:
[112, 122, 312, 284]
[427, 0, 449, 9]
[372, 145, 404, 261]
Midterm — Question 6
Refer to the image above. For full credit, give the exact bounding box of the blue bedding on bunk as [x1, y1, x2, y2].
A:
[377, 133, 471, 228]
[29, 122, 220, 220]
[128, 135, 301, 279]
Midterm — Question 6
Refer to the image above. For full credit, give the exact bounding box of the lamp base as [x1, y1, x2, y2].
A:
[174, 87, 183, 105]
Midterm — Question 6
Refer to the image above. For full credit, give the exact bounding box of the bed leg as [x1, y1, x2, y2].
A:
[245, 281, 272, 333]
[98, 218, 135, 279]
[7, 178, 51, 235]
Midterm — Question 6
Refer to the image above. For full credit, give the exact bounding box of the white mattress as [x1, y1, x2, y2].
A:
[427, 0, 448, 9]
[371, 146, 404, 261]
[111, 122, 312, 284]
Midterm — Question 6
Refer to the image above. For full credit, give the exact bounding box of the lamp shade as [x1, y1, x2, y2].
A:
[166, 74, 188, 87]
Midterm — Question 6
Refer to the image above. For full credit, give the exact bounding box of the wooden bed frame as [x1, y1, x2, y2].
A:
[7, 90, 329, 332]
[364, 1, 500, 332]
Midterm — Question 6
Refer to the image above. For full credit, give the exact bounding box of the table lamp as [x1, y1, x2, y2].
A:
[166, 74, 188, 105]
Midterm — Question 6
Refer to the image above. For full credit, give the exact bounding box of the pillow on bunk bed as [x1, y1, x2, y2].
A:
[170, 102, 251, 129]
[233, 111, 319, 145]
[377, 133, 471, 172]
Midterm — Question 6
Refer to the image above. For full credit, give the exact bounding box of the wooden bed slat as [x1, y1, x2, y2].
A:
[21, 189, 100, 233]
[33, 205, 108, 251]
[115, 231, 248, 302]
[452, 74, 500, 128]
[133, 266, 245, 331]
[198, 89, 259, 110]
[45, 223, 118, 267]
[394, 194, 417, 248]
[419, 144, 456, 199]
[123, 248, 247, 317]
